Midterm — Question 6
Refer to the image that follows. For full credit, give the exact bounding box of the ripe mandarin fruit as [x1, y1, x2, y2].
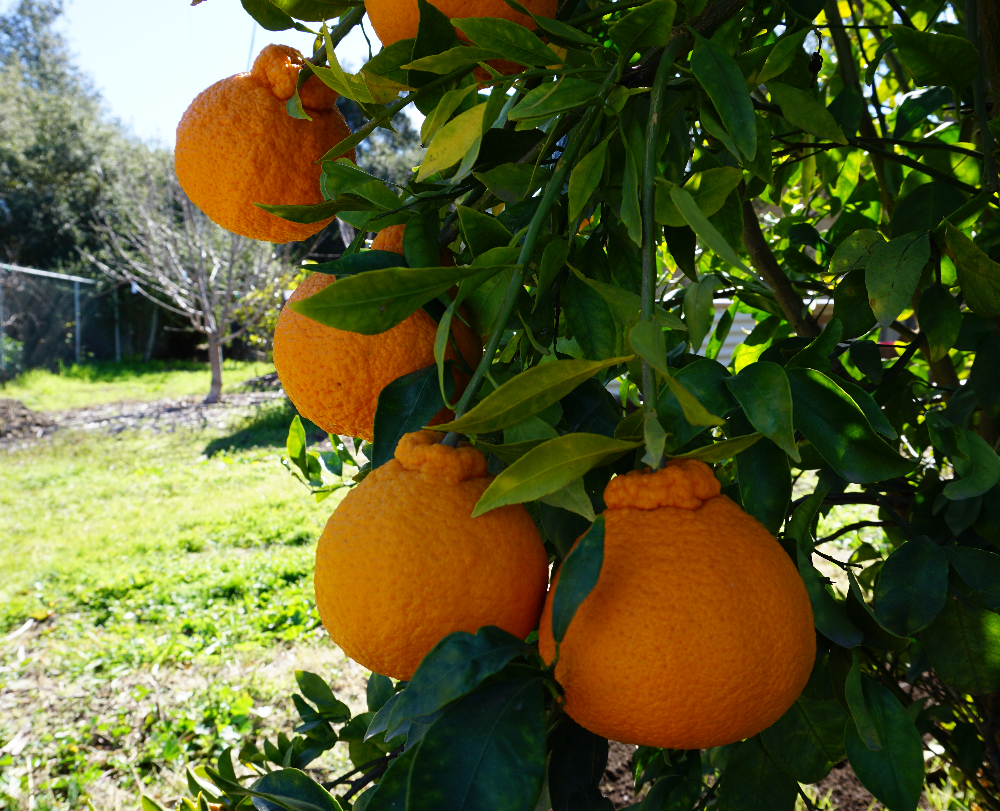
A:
[315, 430, 549, 679]
[538, 459, 815, 749]
[364, 0, 558, 77]
[273, 226, 480, 440]
[175, 44, 355, 243]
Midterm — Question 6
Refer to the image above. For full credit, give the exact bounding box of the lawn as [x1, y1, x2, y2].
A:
[0, 385, 365, 811]
[3, 359, 275, 412]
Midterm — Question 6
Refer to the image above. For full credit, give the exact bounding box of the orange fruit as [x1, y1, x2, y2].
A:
[370, 223, 455, 265]
[273, 226, 481, 440]
[175, 44, 356, 244]
[364, 0, 558, 78]
[538, 460, 815, 749]
[315, 430, 549, 679]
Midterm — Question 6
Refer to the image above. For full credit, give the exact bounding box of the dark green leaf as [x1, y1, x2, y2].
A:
[725, 361, 799, 461]
[409, 0, 461, 87]
[717, 736, 797, 811]
[787, 367, 915, 483]
[563, 274, 618, 360]
[760, 698, 848, 784]
[865, 232, 931, 327]
[829, 230, 884, 274]
[403, 209, 442, 270]
[473, 434, 639, 515]
[844, 676, 924, 811]
[945, 221, 1000, 317]
[944, 547, 1000, 609]
[241, 0, 296, 30]
[945, 427, 1000, 499]
[386, 627, 532, 737]
[970, 334, 1000, 416]
[609, 0, 676, 54]
[295, 671, 350, 719]
[848, 340, 883, 385]
[308, 251, 408, 277]
[535, 237, 570, 303]
[836, 378, 897, 440]
[923, 596, 1000, 694]
[734, 427, 791, 535]
[690, 34, 757, 161]
[453, 16, 561, 66]
[548, 719, 609, 811]
[785, 318, 843, 374]
[872, 536, 948, 636]
[766, 82, 848, 145]
[458, 207, 514, 257]
[891, 182, 965, 239]
[893, 87, 951, 139]
[657, 359, 737, 450]
[670, 186, 750, 272]
[367, 674, 395, 714]
[373, 364, 453, 468]
[889, 25, 979, 91]
[251, 769, 343, 811]
[362, 746, 417, 811]
[551, 517, 605, 645]
[408, 678, 546, 811]
[797, 554, 863, 648]
[288, 264, 506, 335]
[436, 356, 628, 435]
[569, 141, 608, 222]
[833, 270, 877, 340]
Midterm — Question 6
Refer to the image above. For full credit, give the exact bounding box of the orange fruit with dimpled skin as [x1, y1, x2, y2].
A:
[364, 0, 558, 78]
[314, 430, 549, 680]
[538, 459, 816, 749]
[272, 225, 480, 441]
[175, 44, 355, 244]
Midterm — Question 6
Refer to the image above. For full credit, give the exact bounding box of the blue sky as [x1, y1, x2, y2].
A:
[6, 0, 379, 147]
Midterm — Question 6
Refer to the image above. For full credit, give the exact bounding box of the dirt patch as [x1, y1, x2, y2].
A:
[602, 741, 638, 808]
[812, 760, 883, 810]
[0, 399, 55, 441]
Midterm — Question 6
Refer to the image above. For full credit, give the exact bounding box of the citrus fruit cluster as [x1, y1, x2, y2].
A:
[174, 23, 815, 754]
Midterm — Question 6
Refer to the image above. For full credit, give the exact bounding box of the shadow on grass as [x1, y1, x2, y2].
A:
[203, 398, 327, 457]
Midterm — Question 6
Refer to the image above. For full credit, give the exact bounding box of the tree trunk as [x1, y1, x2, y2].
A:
[144, 306, 158, 363]
[205, 337, 223, 404]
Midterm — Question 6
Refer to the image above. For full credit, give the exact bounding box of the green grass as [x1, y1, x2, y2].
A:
[2, 359, 275, 411]
[0, 401, 364, 811]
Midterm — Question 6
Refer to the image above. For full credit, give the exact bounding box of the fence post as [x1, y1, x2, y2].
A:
[74, 280, 81, 364]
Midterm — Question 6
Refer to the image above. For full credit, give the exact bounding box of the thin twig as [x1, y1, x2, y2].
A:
[817, 520, 890, 544]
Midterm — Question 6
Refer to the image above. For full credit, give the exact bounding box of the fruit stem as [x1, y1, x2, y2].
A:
[640, 39, 684, 435]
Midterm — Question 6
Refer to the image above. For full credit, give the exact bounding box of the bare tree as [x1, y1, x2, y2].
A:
[85, 162, 298, 403]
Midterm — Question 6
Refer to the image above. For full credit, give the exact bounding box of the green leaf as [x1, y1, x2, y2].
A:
[756, 29, 809, 83]
[288, 264, 506, 335]
[569, 140, 608, 222]
[435, 356, 630, 435]
[551, 517, 604, 645]
[690, 34, 757, 161]
[252, 769, 344, 811]
[408, 678, 546, 811]
[946, 221, 1000, 317]
[286, 415, 308, 475]
[864, 36, 896, 85]
[409, 0, 461, 87]
[829, 229, 885, 274]
[361, 746, 416, 811]
[833, 270, 878, 340]
[608, 0, 676, 55]
[944, 547, 1000, 610]
[366, 674, 394, 715]
[256, 195, 382, 224]
[142, 797, 169, 811]
[420, 84, 480, 144]
[917, 283, 962, 362]
[787, 367, 915, 483]
[889, 24, 979, 92]
[844, 676, 925, 811]
[655, 168, 743, 227]
[386, 627, 532, 736]
[562, 274, 618, 360]
[547, 719, 609, 811]
[872, 536, 948, 636]
[404, 46, 507, 73]
[971, 334, 1000, 416]
[891, 182, 966, 239]
[539, 478, 596, 522]
[373, 364, 452, 468]
[453, 17, 561, 66]
[458, 207, 513, 257]
[669, 432, 762, 462]
[735, 432, 791, 534]
[845, 654, 881, 750]
[945, 427, 1000, 499]
[418, 103, 487, 181]
[725, 361, 800, 461]
[241, 0, 296, 30]
[657, 359, 736, 448]
[629, 321, 725, 427]
[508, 79, 600, 122]
[567, 266, 685, 330]
[475, 163, 551, 204]
[760, 697, 848, 784]
[642, 412, 667, 467]
[535, 237, 569, 303]
[836, 378, 897, 440]
[620, 135, 643, 247]
[797, 555, 864, 648]
[669, 186, 751, 273]
[307, 251, 406, 278]
[923, 596, 1000, 694]
[849, 340, 882, 385]
[766, 82, 848, 145]
[473, 434, 640, 516]
[682, 274, 718, 352]
[717, 736, 798, 811]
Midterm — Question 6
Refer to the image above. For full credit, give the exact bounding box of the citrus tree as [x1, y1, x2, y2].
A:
[159, 0, 1000, 808]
